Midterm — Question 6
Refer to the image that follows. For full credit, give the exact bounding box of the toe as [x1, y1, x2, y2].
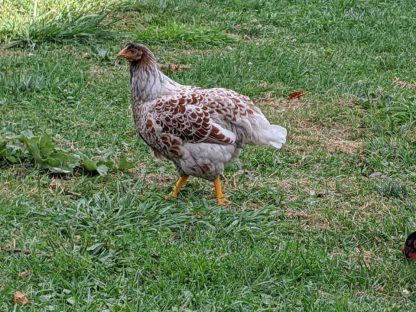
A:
[165, 192, 178, 200]
[217, 197, 231, 206]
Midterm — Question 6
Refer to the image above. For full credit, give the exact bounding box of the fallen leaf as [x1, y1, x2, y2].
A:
[19, 271, 32, 278]
[287, 90, 305, 100]
[14, 291, 30, 305]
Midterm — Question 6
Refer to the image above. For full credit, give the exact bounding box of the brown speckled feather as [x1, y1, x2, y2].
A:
[153, 89, 236, 145]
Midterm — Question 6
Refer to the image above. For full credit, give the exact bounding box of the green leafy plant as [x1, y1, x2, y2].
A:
[0, 130, 135, 176]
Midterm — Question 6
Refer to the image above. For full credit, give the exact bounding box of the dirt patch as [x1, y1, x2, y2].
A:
[0, 49, 28, 57]
[129, 163, 177, 185]
[352, 193, 396, 217]
[291, 120, 363, 154]
[393, 77, 416, 89]
[337, 94, 360, 108]
[144, 172, 177, 185]
[285, 208, 331, 230]
[254, 94, 310, 110]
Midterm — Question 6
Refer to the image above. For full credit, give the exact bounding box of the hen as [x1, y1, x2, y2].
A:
[117, 43, 287, 205]
[402, 231, 416, 260]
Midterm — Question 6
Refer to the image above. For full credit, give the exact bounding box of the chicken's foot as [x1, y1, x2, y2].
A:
[214, 176, 231, 205]
[167, 175, 189, 199]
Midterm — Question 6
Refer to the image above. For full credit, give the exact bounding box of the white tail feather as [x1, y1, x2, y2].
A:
[264, 125, 287, 149]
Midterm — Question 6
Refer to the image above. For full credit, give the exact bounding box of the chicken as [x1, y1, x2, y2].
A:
[117, 43, 287, 205]
[402, 231, 416, 260]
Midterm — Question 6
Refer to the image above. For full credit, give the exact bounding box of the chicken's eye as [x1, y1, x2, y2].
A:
[131, 50, 143, 60]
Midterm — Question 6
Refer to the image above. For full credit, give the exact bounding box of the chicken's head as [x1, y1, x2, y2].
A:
[117, 43, 155, 64]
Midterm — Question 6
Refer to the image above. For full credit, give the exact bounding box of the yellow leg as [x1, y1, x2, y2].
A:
[167, 175, 189, 199]
[214, 176, 231, 206]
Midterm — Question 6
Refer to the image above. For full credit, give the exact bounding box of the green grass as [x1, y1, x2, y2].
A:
[1, 0, 416, 310]
[134, 23, 236, 48]
[0, 0, 119, 48]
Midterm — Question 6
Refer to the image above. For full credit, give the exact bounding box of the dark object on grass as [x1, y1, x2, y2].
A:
[117, 43, 287, 205]
[287, 90, 305, 100]
[402, 232, 416, 260]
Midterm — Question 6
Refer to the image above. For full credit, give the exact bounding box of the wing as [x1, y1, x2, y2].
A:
[152, 91, 236, 145]
[202, 88, 260, 124]
[197, 88, 286, 148]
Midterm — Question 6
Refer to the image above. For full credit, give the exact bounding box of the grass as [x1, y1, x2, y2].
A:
[1, 0, 416, 310]
[0, 0, 119, 48]
[134, 23, 236, 48]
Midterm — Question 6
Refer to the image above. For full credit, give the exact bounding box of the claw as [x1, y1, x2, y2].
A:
[217, 197, 231, 206]
[165, 192, 178, 200]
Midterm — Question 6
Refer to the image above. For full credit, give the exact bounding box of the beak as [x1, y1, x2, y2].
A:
[117, 47, 129, 59]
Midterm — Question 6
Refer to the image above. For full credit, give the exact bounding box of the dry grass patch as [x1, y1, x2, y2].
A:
[0, 181, 17, 200]
[337, 94, 359, 108]
[129, 163, 177, 186]
[393, 77, 416, 90]
[89, 64, 106, 76]
[291, 120, 363, 154]
[0, 48, 27, 57]
[255, 94, 310, 111]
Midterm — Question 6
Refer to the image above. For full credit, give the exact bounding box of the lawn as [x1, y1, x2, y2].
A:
[1, 0, 416, 310]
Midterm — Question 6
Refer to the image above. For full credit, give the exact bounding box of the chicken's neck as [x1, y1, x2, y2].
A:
[130, 62, 181, 105]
